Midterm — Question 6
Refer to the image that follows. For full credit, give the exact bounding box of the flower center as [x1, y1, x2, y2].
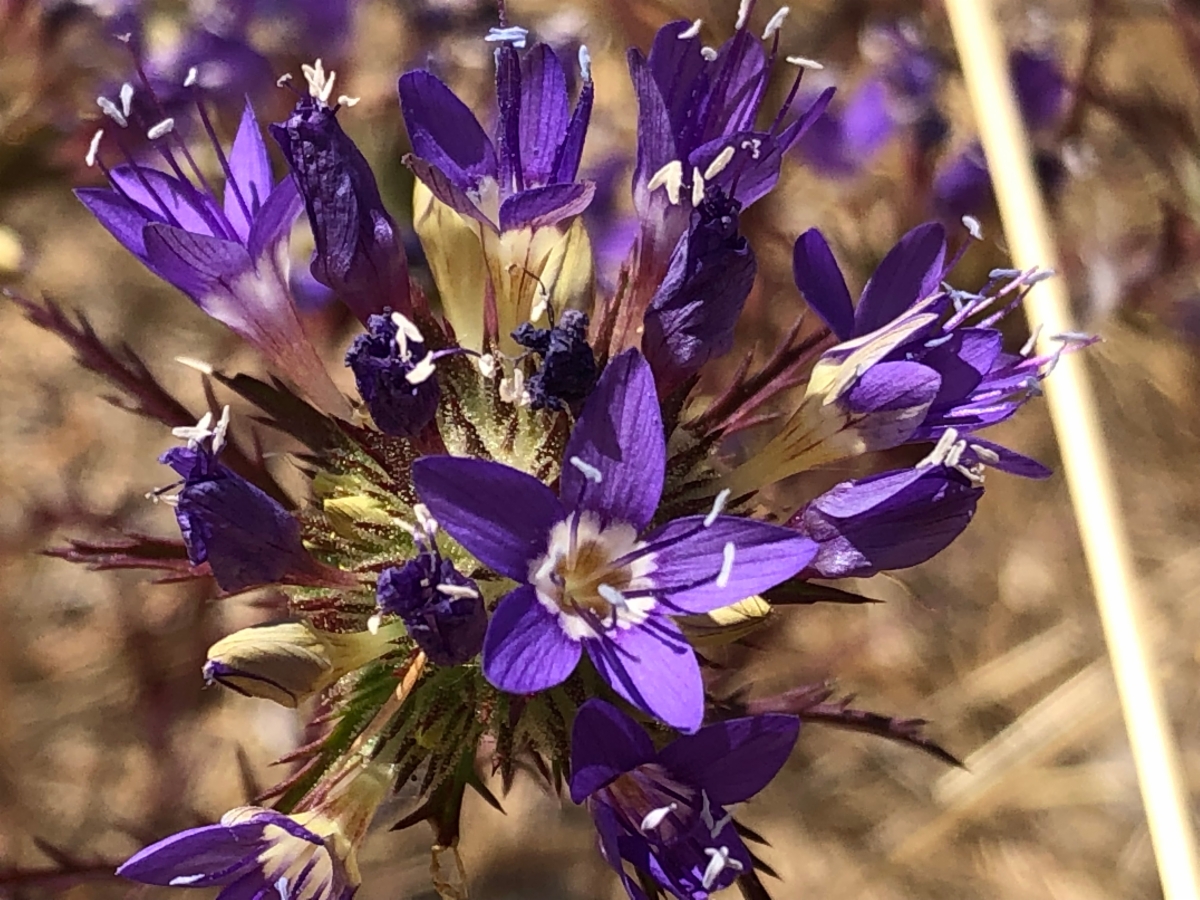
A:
[530, 512, 656, 639]
[597, 763, 698, 845]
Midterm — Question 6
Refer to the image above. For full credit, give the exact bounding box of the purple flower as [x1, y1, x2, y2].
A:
[398, 30, 595, 232]
[642, 187, 756, 394]
[77, 96, 349, 416]
[160, 408, 316, 592]
[412, 350, 816, 732]
[345, 311, 442, 438]
[271, 66, 411, 323]
[377, 546, 486, 668]
[511, 308, 598, 411]
[570, 699, 799, 899]
[795, 78, 897, 177]
[789, 462, 984, 579]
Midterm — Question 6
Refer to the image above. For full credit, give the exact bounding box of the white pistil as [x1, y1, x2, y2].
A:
[962, 215, 983, 240]
[704, 489, 731, 527]
[679, 19, 703, 39]
[96, 96, 127, 128]
[785, 55, 824, 70]
[701, 46, 719, 61]
[437, 583, 480, 600]
[276, 73, 294, 87]
[735, 0, 752, 30]
[597, 584, 628, 610]
[530, 282, 550, 323]
[917, 427, 959, 469]
[301, 59, 337, 105]
[762, 6, 789, 39]
[275, 876, 291, 900]
[579, 45, 592, 81]
[703, 146, 735, 180]
[391, 311, 424, 361]
[691, 169, 706, 207]
[1020, 324, 1044, 357]
[366, 613, 382, 635]
[184, 66, 199, 88]
[485, 25, 530, 49]
[716, 542, 735, 589]
[405, 355, 438, 385]
[173, 411, 215, 448]
[147, 118, 176, 141]
[499, 368, 526, 404]
[647, 160, 684, 205]
[212, 405, 231, 454]
[337, 95, 361, 108]
[569, 456, 604, 484]
[739, 137, 762, 160]
[85, 129, 104, 168]
[476, 353, 498, 379]
[414, 503, 438, 537]
[119, 82, 134, 117]
[701, 846, 742, 890]
[640, 803, 678, 831]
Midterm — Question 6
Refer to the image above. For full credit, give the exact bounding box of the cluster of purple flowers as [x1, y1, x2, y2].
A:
[49, 3, 1086, 899]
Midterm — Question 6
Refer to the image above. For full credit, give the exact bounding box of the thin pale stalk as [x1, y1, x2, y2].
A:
[943, 3, 1200, 898]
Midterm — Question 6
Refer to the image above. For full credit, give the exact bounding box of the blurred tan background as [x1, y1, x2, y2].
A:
[4, 0, 1200, 897]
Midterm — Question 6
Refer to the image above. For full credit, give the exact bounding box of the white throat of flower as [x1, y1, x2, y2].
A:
[529, 511, 658, 641]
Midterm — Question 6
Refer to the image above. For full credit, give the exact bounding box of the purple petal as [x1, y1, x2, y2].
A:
[591, 803, 651, 900]
[569, 699, 657, 802]
[1011, 49, 1067, 133]
[793, 228, 855, 340]
[142, 223, 252, 302]
[117, 822, 265, 887]
[404, 154, 494, 229]
[588, 618, 704, 732]
[776, 85, 837, 152]
[399, 70, 497, 191]
[855, 223, 947, 334]
[963, 437, 1052, 479]
[934, 147, 992, 220]
[657, 714, 800, 805]
[224, 99, 273, 241]
[412, 456, 566, 580]
[498, 181, 596, 232]
[841, 78, 898, 159]
[844, 359, 941, 414]
[628, 48, 676, 214]
[519, 44, 570, 185]
[76, 188, 155, 260]
[643, 515, 815, 614]
[560, 349, 664, 531]
[552, 77, 593, 184]
[109, 165, 227, 238]
[246, 175, 302, 261]
[482, 585, 581, 693]
[646, 20, 709, 142]
[214, 871, 274, 900]
[495, 43, 523, 193]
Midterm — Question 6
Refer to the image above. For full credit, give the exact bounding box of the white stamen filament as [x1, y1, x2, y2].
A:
[211, 405, 231, 454]
[969, 443, 1001, 465]
[437, 583, 480, 600]
[917, 427, 960, 469]
[679, 19, 703, 39]
[640, 803, 678, 831]
[499, 368, 526, 404]
[337, 95, 361, 108]
[962, 215, 983, 240]
[96, 96, 127, 128]
[704, 489, 731, 527]
[945, 439, 965, 469]
[735, 0, 752, 30]
[716, 542, 735, 589]
[366, 613, 382, 635]
[569, 456, 604, 484]
[1020, 324, 1044, 357]
[691, 169, 706, 207]
[530, 284, 550, 323]
[485, 25, 529, 49]
[647, 160, 684, 205]
[703, 146, 736, 180]
[85, 129, 104, 168]
[701, 46, 719, 61]
[405, 355, 438, 385]
[578, 45, 592, 81]
[391, 311, 424, 361]
[147, 118, 176, 140]
[762, 6, 789, 39]
[184, 66, 199, 88]
[414, 503, 438, 537]
[301, 59, 337, 104]
[119, 82, 134, 117]
[701, 846, 743, 890]
[785, 55, 824, 70]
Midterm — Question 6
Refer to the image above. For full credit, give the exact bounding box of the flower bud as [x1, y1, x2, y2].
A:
[377, 555, 486, 667]
[345, 311, 440, 438]
[203, 620, 402, 707]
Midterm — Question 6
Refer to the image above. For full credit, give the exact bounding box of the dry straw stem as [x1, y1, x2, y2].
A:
[943, 1, 1200, 898]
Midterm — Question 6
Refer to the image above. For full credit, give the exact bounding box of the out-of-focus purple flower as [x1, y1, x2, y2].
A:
[159, 408, 317, 593]
[643, 187, 756, 394]
[271, 62, 411, 323]
[118, 806, 358, 900]
[412, 350, 815, 732]
[377, 529, 487, 667]
[570, 699, 799, 899]
[512, 308, 598, 411]
[398, 29, 595, 233]
[76, 96, 350, 415]
[795, 78, 896, 177]
[789, 461, 984, 578]
[345, 311, 443, 438]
